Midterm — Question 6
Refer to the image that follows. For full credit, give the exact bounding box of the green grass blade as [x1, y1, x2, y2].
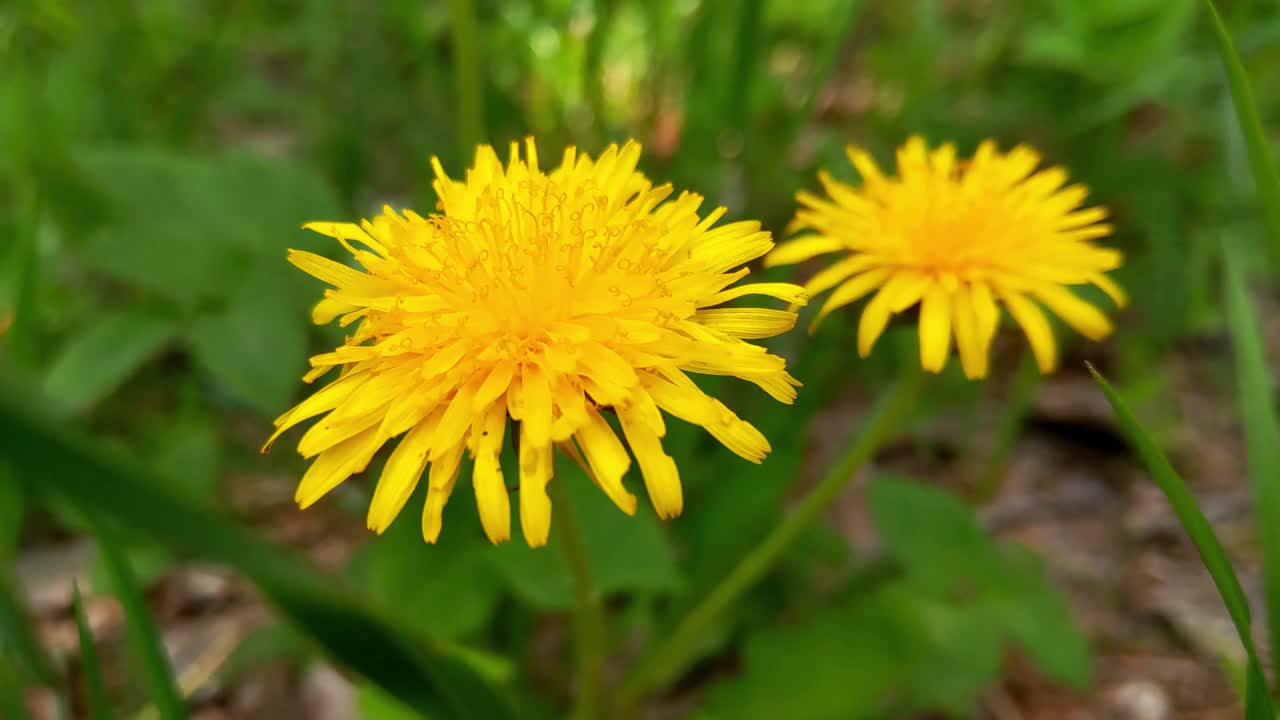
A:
[71, 582, 115, 720]
[1090, 366, 1276, 717]
[0, 471, 58, 689]
[93, 528, 185, 720]
[1246, 660, 1273, 720]
[1203, 0, 1280, 271]
[1223, 252, 1280, 676]
[0, 655, 32, 720]
[0, 376, 515, 720]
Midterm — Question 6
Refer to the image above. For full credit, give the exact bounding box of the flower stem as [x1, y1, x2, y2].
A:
[614, 367, 923, 707]
[972, 352, 1039, 504]
[447, 0, 485, 151]
[553, 479, 606, 720]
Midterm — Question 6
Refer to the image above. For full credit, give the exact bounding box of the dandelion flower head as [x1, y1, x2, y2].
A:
[767, 136, 1126, 378]
[267, 139, 807, 546]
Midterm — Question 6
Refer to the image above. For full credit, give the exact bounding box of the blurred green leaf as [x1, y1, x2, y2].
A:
[354, 493, 503, 642]
[358, 683, 428, 720]
[890, 586, 1003, 714]
[701, 597, 914, 720]
[986, 547, 1092, 689]
[147, 416, 221, 505]
[188, 260, 307, 416]
[1223, 252, 1280, 676]
[1090, 366, 1276, 719]
[72, 582, 115, 720]
[869, 475, 994, 592]
[0, 655, 31, 720]
[43, 305, 180, 416]
[216, 623, 312, 686]
[76, 147, 341, 308]
[0, 470, 57, 689]
[871, 477, 1092, 691]
[0, 467, 21, 570]
[1203, 0, 1280, 272]
[0, 378, 517, 720]
[93, 528, 186, 720]
[491, 461, 679, 609]
[0, 574, 57, 690]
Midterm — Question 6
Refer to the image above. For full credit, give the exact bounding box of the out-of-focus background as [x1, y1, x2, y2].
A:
[3, 0, 1280, 718]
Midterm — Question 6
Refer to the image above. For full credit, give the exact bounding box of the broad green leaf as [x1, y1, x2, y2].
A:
[491, 460, 679, 609]
[353, 488, 503, 641]
[94, 528, 186, 720]
[76, 148, 342, 307]
[870, 478, 1092, 690]
[43, 306, 180, 416]
[77, 149, 248, 305]
[1203, 0, 1280, 274]
[72, 583, 115, 720]
[0, 377, 516, 720]
[893, 588, 1003, 715]
[1090, 366, 1276, 719]
[1223, 252, 1280, 675]
[701, 598, 914, 720]
[188, 260, 307, 416]
[147, 416, 221, 505]
[987, 547, 1093, 688]
[869, 476, 995, 592]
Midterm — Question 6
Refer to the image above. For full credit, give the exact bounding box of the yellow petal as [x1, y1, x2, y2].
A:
[422, 441, 464, 543]
[472, 360, 515, 411]
[428, 373, 484, 461]
[286, 250, 368, 288]
[1091, 273, 1128, 308]
[970, 280, 1000, 349]
[1032, 283, 1112, 341]
[813, 268, 892, 330]
[918, 282, 952, 373]
[618, 397, 682, 519]
[518, 421, 554, 547]
[951, 285, 988, 380]
[295, 426, 382, 509]
[472, 400, 511, 543]
[1000, 290, 1057, 373]
[368, 411, 440, 533]
[262, 370, 369, 452]
[802, 255, 880, 299]
[694, 308, 797, 339]
[857, 281, 900, 357]
[574, 407, 637, 515]
[764, 235, 845, 268]
[701, 282, 811, 307]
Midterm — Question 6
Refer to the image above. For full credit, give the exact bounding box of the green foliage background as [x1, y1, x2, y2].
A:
[2, 0, 1280, 718]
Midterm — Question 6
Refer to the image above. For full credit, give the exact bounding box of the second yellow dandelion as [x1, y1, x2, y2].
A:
[767, 136, 1126, 378]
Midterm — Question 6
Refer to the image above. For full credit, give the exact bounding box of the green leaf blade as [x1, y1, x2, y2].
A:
[72, 582, 115, 720]
[94, 529, 186, 720]
[1204, 0, 1280, 272]
[1223, 252, 1280, 677]
[0, 377, 515, 720]
[43, 306, 180, 416]
[1089, 366, 1275, 718]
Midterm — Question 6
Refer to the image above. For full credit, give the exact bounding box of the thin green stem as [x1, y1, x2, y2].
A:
[584, 0, 619, 139]
[614, 367, 923, 707]
[972, 352, 1039, 504]
[448, 0, 485, 151]
[553, 480, 606, 720]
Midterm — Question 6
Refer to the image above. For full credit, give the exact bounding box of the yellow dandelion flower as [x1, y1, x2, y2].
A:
[267, 139, 806, 546]
[767, 135, 1126, 379]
